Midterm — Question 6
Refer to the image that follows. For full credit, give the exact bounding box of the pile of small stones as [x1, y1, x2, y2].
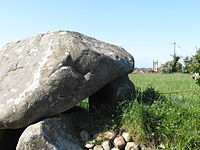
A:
[79, 130, 153, 150]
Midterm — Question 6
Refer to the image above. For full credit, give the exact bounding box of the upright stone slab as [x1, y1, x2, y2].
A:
[16, 107, 88, 150]
[0, 30, 134, 129]
[89, 75, 135, 112]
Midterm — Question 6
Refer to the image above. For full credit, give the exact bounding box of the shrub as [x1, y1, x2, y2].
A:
[162, 61, 182, 73]
[136, 86, 164, 105]
[161, 55, 183, 73]
[148, 70, 156, 73]
[190, 49, 200, 86]
[183, 56, 193, 73]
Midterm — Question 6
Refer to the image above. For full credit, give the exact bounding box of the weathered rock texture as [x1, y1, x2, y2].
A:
[17, 107, 88, 150]
[0, 30, 134, 129]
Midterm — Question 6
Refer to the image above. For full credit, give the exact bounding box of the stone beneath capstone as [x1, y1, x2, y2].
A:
[0, 30, 134, 129]
[89, 75, 135, 112]
[16, 108, 88, 150]
[80, 130, 90, 142]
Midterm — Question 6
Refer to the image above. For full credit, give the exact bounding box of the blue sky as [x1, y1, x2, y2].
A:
[0, 0, 200, 68]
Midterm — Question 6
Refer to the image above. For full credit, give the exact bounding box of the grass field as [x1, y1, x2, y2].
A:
[80, 73, 200, 150]
[123, 73, 200, 149]
[129, 73, 200, 93]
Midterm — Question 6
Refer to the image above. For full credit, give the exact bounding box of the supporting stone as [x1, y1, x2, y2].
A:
[89, 75, 135, 112]
[17, 107, 88, 150]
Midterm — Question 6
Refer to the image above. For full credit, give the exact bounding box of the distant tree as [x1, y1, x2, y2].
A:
[161, 55, 182, 73]
[148, 69, 156, 73]
[176, 62, 183, 72]
[161, 61, 172, 73]
[183, 56, 193, 73]
[190, 49, 200, 85]
[171, 55, 181, 72]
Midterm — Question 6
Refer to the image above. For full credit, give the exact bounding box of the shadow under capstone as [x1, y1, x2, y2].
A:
[89, 75, 135, 112]
[0, 128, 25, 150]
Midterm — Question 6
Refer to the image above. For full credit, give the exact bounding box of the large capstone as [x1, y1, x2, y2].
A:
[0, 30, 134, 129]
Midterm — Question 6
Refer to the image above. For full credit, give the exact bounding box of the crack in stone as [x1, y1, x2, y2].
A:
[7, 58, 24, 73]
[8, 66, 24, 73]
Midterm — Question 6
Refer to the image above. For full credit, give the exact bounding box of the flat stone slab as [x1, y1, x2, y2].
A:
[0, 30, 134, 129]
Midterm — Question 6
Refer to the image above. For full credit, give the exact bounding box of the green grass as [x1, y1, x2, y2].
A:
[129, 73, 199, 93]
[79, 73, 200, 149]
[121, 73, 200, 149]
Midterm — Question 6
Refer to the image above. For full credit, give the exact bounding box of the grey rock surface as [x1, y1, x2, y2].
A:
[80, 130, 90, 142]
[0, 30, 134, 129]
[16, 108, 87, 150]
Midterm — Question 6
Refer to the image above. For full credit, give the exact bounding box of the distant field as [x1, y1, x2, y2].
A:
[129, 73, 200, 93]
[129, 73, 200, 114]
